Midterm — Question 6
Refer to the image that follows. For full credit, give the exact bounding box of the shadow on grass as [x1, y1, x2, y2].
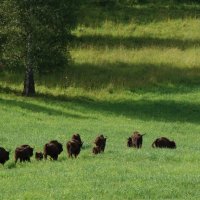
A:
[84, 98, 200, 124]
[0, 97, 92, 120]
[0, 86, 22, 95]
[1, 85, 200, 124]
[66, 62, 200, 90]
[51, 96, 200, 124]
[1, 62, 200, 92]
[73, 35, 200, 50]
[6, 162, 16, 169]
[77, 3, 200, 26]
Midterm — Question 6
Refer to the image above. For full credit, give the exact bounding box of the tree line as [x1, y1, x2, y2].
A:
[1, 0, 199, 96]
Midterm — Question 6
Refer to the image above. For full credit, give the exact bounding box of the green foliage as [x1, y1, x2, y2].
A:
[0, 0, 77, 74]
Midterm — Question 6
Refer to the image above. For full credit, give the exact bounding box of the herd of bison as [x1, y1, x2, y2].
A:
[0, 131, 176, 166]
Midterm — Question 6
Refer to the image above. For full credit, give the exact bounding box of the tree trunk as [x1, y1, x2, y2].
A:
[23, 33, 35, 96]
[23, 66, 35, 96]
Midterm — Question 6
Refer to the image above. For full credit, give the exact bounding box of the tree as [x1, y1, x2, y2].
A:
[1, 0, 77, 96]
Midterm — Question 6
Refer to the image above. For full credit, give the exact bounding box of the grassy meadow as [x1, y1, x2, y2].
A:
[1, 1, 200, 199]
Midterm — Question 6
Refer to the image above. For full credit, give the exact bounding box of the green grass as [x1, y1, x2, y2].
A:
[1, 1, 200, 199]
[1, 89, 200, 199]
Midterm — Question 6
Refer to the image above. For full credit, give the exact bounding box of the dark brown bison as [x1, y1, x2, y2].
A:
[152, 137, 176, 149]
[94, 134, 107, 152]
[35, 152, 43, 161]
[20, 144, 31, 148]
[0, 147, 10, 165]
[131, 131, 145, 149]
[49, 140, 63, 154]
[66, 139, 82, 158]
[127, 137, 133, 147]
[92, 146, 101, 155]
[15, 145, 34, 163]
[127, 131, 145, 148]
[44, 140, 63, 160]
[71, 134, 83, 147]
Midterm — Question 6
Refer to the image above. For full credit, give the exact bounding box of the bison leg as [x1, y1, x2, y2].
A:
[70, 154, 73, 158]
[44, 153, 47, 160]
[53, 155, 58, 160]
[15, 156, 18, 164]
[68, 152, 73, 158]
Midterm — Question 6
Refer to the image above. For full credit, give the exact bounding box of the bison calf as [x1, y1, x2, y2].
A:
[152, 137, 176, 149]
[94, 134, 107, 153]
[127, 137, 133, 147]
[35, 152, 43, 161]
[15, 144, 34, 163]
[0, 147, 10, 165]
[44, 140, 63, 160]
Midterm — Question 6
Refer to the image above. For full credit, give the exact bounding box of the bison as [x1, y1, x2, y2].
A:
[66, 139, 82, 158]
[127, 137, 133, 147]
[132, 131, 145, 148]
[127, 131, 145, 148]
[44, 140, 63, 160]
[35, 152, 43, 161]
[71, 134, 83, 147]
[152, 137, 176, 149]
[15, 144, 34, 163]
[49, 140, 63, 154]
[131, 131, 145, 148]
[92, 146, 101, 155]
[94, 134, 107, 152]
[0, 147, 10, 165]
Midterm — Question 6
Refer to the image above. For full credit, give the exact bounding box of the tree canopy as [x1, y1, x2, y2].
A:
[0, 0, 77, 95]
